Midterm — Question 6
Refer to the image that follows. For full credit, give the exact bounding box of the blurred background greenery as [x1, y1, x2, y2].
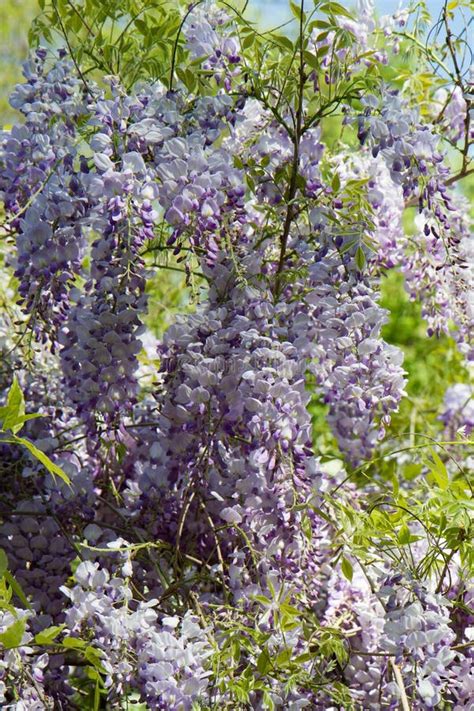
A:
[0, 0, 38, 126]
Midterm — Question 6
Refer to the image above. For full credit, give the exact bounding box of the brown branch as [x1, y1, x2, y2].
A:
[273, 0, 306, 299]
[445, 167, 474, 187]
[405, 166, 473, 209]
[51, 0, 93, 96]
[442, 3, 472, 172]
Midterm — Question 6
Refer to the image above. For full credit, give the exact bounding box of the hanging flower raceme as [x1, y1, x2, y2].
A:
[0, 605, 54, 709]
[128, 249, 327, 600]
[59, 196, 148, 432]
[0, 49, 90, 339]
[403, 195, 474, 361]
[354, 90, 473, 362]
[440, 383, 474, 439]
[379, 578, 458, 709]
[432, 86, 472, 144]
[288, 242, 406, 465]
[183, 1, 242, 91]
[60, 560, 213, 709]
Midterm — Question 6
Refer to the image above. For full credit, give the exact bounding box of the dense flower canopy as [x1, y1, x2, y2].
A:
[0, 0, 472, 708]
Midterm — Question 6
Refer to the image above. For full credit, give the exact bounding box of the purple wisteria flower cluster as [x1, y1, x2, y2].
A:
[0, 0, 472, 708]
[0, 49, 88, 338]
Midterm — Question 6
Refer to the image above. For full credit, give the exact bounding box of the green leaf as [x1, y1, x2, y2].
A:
[275, 647, 292, 667]
[430, 449, 449, 488]
[331, 172, 341, 192]
[290, 1, 305, 21]
[35, 624, 65, 645]
[319, 2, 353, 19]
[280, 616, 299, 632]
[62, 636, 87, 649]
[341, 556, 353, 582]
[176, 67, 197, 93]
[355, 246, 366, 271]
[262, 690, 275, 710]
[85, 644, 105, 668]
[0, 576, 13, 606]
[69, 11, 83, 34]
[94, 678, 101, 711]
[309, 19, 332, 30]
[398, 524, 411, 545]
[8, 436, 71, 486]
[0, 549, 8, 578]
[231, 638, 241, 663]
[425, 449, 448, 490]
[0, 617, 26, 648]
[403, 463, 423, 481]
[134, 18, 148, 36]
[294, 652, 313, 663]
[0, 376, 25, 433]
[242, 31, 257, 50]
[333, 639, 349, 666]
[316, 43, 330, 58]
[272, 34, 294, 52]
[254, 594, 272, 605]
[4, 572, 31, 610]
[280, 602, 302, 617]
[302, 50, 319, 70]
[8, 414, 44, 430]
[257, 648, 271, 674]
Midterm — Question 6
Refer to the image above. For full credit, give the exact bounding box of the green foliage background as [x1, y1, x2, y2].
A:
[0, 0, 38, 126]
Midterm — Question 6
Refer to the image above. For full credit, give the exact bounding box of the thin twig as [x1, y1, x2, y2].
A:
[390, 659, 411, 711]
[273, 0, 306, 298]
[51, 0, 93, 96]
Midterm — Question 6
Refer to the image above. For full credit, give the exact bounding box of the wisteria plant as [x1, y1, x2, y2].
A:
[0, 0, 473, 708]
